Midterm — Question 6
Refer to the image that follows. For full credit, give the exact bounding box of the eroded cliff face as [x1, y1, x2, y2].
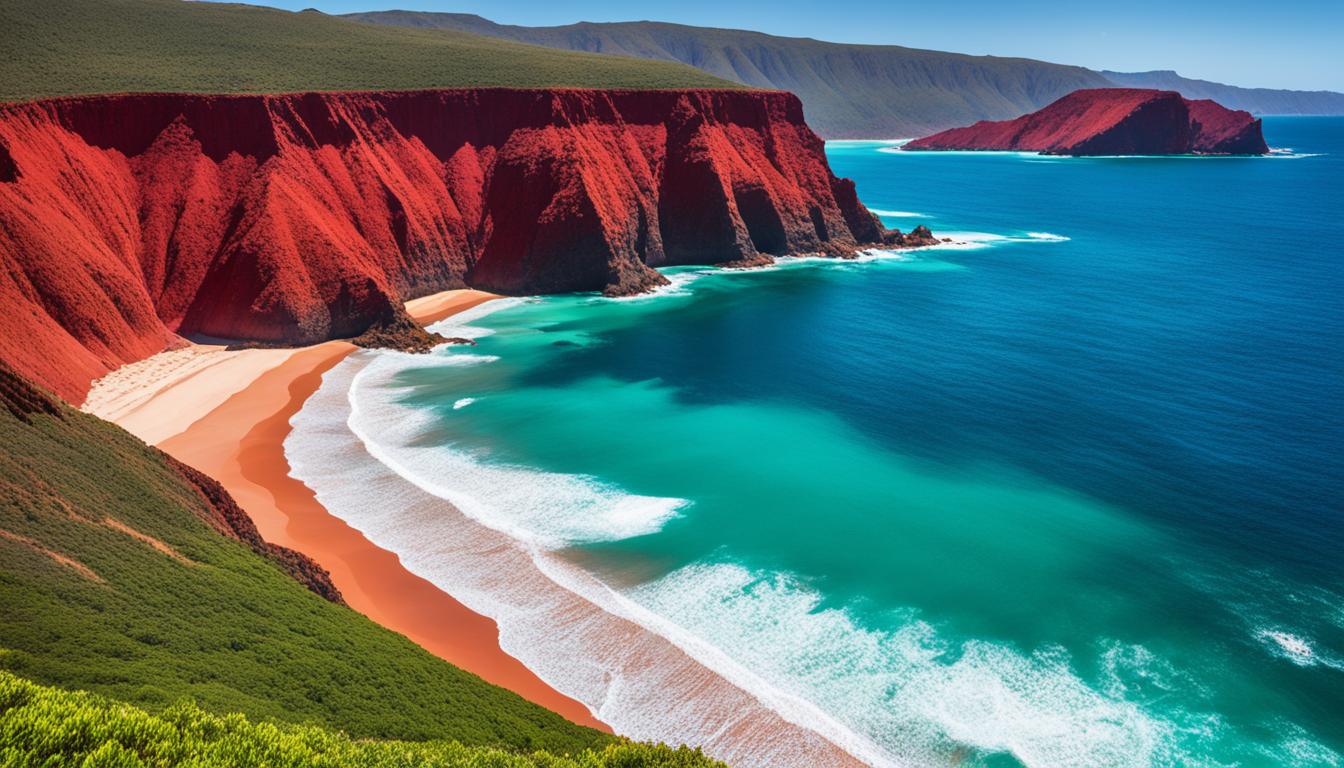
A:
[904, 88, 1268, 156]
[0, 89, 912, 403]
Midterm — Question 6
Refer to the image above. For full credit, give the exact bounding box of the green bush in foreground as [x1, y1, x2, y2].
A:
[0, 671, 726, 768]
[0, 373, 602, 753]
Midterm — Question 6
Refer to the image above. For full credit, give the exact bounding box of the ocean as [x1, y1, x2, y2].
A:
[287, 117, 1344, 767]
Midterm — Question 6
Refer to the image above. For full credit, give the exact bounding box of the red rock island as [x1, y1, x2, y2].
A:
[0, 89, 935, 402]
[904, 88, 1269, 156]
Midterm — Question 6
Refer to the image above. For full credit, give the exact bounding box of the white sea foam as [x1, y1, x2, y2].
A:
[850, 249, 917, 262]
[871, 145, 1312, 161]
[1262, 630, 1316, 664]
[1255, 628, 1344, 671]
[563, 226, 1064, 302]
[1266, 148, 1324, 159]
[601, 269, 707, 301]
[452, 397, 476, 410]
[1269, 722, 1344, 767]
[1183, 563, 1344, 674]
[877, 146, 1041, 157]
[868, 208, 929, 218]
[825, 139, 912, 147]
[291, 355, 1172, 767]
[343, 353, 686, 549]
[426, 297, 531, 339]
[929, 231, 1071, 250]
[737, 250, 929, 274]
[626, 563, 1188, 768]
[849, 229, 1065, 257]
[287, 354, 892, 768]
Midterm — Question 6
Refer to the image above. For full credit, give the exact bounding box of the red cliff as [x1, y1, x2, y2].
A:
[904, 88, 1269, 156]
[0, 89, 921, 403]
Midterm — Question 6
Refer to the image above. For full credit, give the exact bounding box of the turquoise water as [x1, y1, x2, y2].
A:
[297, 118, 1343, 766]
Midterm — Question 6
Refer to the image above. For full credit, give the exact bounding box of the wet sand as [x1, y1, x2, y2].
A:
[93, 289, 606, 730]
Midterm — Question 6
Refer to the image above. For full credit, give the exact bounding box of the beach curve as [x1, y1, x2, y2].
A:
[86, 289, 607, 731]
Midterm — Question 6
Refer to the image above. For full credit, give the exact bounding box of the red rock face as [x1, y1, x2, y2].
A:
[1185, 99, 1270, 155]
[905, 88, 1268, 156]
[0, 89, 896, 402]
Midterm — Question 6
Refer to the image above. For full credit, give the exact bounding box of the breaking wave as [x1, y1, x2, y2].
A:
[286, 343, 1208, 768]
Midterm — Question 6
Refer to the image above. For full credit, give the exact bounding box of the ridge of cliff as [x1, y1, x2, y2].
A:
[0, 88, 926, 402]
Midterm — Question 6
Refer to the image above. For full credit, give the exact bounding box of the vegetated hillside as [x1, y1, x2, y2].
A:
[0, 365, 608, 754]
[0, 672, 725, 767]
[1101, 70, 1344, 115]
[345, 11, 1111, 138]
[0, 0, 737, 102]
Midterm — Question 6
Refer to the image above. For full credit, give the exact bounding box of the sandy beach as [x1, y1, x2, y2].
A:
[81, 287, 870, 764]
[84, 289, 606, 731]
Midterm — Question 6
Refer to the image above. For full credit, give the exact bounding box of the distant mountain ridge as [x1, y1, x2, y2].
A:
[344, 11, 1112, 138]
[0, 0, 736, 102]
[1100, 70, 1344, 116]
[346, 11, 1344, 137]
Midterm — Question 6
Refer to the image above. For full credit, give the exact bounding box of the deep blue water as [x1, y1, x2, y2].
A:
[310, 118, 1344, 767]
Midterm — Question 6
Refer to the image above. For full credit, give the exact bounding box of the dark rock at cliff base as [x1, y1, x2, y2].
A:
[720, 253, 777, 269]
[904, 225, 939, 247]
[167, 456, 344, 605]
[0, 89, 920, 402]
[904, 88, 1268, 156]
[879, 224, 939, 248]
[351, 316, 445, 354]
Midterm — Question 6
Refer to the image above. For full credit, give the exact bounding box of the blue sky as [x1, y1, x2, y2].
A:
[243, 0, 1343, 91]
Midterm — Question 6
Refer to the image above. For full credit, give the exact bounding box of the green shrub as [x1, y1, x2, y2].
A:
[0, 671, 726, 767]
[0, 382, 603, 753]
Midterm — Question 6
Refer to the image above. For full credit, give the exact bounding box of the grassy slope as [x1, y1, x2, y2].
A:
[344, 11, 1111, 138]
[0, 370, 605, 755]
[0, 671, 725, 767]
[1100, 70, 1344, 115]
[0, 0, 738, 102]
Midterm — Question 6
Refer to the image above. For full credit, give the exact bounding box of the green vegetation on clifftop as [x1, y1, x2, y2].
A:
[0, 367, 603, 754]
[0, 0, 738, 102]
[0, 671, 726, 767]
[344, 11, 1110, 138]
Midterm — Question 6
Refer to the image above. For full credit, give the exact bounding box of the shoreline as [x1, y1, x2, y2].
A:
[89, 289, 607, 731]
[289, 351, 875, 768]
[83, 286, 873, 765]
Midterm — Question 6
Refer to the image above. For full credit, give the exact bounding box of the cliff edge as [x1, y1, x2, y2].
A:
[0, 89, 925, 402]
